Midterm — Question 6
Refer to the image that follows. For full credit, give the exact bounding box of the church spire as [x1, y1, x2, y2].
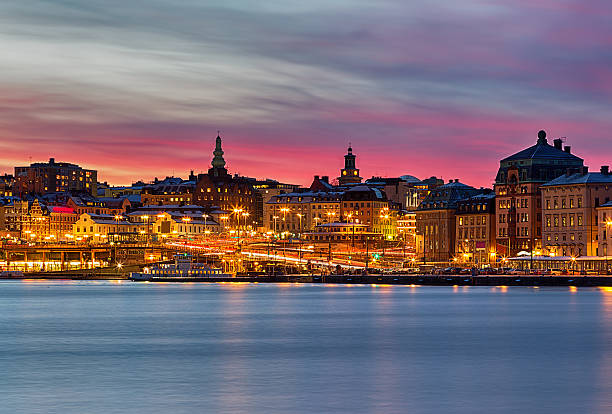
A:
[208, 132, 229, 178]
[211, 132, 226, 169]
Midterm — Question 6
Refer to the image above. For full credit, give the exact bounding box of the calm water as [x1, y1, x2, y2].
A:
[1, 282, 611, 414]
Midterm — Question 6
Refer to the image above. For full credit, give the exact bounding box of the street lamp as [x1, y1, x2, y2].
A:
[296, 213, 303, 237]
[202, 213, 209, 235]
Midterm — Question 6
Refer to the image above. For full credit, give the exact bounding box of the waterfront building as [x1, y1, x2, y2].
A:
[3, 199, 29, 236]
[494, 130, 584, 256]
[541, 166, 612, 257]
[141, 176, 195, 206]
[73, 213, 145, 243]
[338, 145, 362, 185]
[127, 204, 224, 235]
[397, 211, 417, 257]
[151, 211, 220, 238]
[264, 191, 343, 235]
[303, 222, 381, 246]
[454, 192, 496, 265]
[20, 199, 78, 242]
[416, 180, 483, 263]
[194, 134, 260, 226]
[340, 185, 397, 240]
[597, 201, 612, 261]
[14, 158, 97, 197]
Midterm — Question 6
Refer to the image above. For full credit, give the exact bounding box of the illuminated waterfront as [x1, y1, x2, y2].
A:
[1, 282, 611, 413]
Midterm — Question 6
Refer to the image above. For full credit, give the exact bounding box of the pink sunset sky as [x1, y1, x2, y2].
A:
[1, 0, 611, 187]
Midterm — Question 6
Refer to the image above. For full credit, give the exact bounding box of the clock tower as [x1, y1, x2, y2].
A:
[339, 145, 362, 185]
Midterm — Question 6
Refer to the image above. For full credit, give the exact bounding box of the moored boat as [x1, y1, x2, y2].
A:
[129, 254, 231, 281]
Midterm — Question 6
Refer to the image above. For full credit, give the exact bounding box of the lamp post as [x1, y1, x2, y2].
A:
[605, 220, 612, 274]
[141, 215, 149, 244]
[202, 213, 209, 236]
[296, 213, 303, 238]
[379, 212, 389, 258]
[273, 215, 279, 236]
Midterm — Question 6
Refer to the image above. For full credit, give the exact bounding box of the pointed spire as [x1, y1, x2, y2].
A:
[211, 132, 226, 169]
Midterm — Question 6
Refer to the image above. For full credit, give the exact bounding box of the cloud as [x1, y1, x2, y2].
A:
[0, 0, 611, 187]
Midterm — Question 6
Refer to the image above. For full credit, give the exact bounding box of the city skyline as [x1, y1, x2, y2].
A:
[2, 1, 611, 186]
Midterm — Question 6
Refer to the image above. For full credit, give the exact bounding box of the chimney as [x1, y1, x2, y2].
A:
[553, 138, 562, 150]
[582, 166, 589, 175]
[448, 179, 453, 184]
[49, 158, 55, 164]
[321, 176, 329, 183]
[601, 166, 609, 175]
[564, 146, 571, 153]
[314, 175, 319, 181]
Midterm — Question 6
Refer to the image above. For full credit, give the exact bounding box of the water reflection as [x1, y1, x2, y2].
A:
[0, 281, 610, 414]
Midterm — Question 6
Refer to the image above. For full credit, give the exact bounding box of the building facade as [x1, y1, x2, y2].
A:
[14, 158, 97, 197]
[340, 185, 397, 240]
[454, 192, 496, 265]
[495, 130, 584, 256]
[541, 166, 612, 257]
[141, 177, 195, 206]
[264, 191, 343, 234]
[416, 180, 482, 263]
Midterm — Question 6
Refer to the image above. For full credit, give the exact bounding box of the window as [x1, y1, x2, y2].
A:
[578, 215, 583, 226]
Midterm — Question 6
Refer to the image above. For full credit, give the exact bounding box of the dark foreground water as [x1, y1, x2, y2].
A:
[1, 282, 611, 414]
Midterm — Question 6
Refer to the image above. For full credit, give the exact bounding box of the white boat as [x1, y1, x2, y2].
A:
[0, 270, 24, 278]
[129, 254, 231, 281]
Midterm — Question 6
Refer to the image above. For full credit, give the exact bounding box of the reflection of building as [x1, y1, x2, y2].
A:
[194, 134, 259, 225]
[455, 192, 496, 264]
[416, 180, 482, 262]
[338, 146, 362, 185]
[495, 130, 583, 256]
[14, 158, 97, 197]
[542, 166, 612, 257]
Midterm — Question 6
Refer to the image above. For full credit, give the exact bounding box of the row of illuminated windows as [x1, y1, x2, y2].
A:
[545, 198, 582, 209]
[458, 216, 487, 226]
[545, 215, 583, 227]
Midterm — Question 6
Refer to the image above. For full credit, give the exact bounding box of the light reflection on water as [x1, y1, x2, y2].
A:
[0, 281, 611, 414]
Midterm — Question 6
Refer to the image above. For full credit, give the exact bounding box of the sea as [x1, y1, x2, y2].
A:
[1, 281, 611, 414]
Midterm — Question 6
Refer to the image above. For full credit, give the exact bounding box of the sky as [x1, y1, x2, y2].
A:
[1, 0, 611, 188]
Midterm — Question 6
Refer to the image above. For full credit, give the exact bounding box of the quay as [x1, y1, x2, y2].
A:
[3, 272, 612, 286]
